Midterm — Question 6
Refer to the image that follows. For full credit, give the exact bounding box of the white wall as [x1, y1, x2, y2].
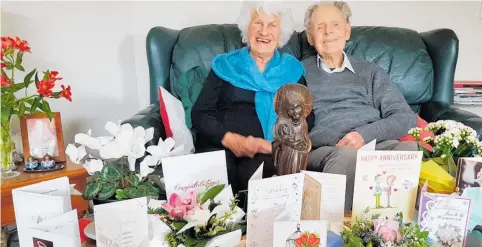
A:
[2, 1, 482, 148]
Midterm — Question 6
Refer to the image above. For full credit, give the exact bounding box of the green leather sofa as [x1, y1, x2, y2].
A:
[124, 24, 482, 154]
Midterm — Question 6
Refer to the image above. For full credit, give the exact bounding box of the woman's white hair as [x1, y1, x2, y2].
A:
[237, 1, 295, 47]
[304, 1, 352, 34]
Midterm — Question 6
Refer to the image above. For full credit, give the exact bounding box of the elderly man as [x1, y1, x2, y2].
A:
[302, 1, 418, 210]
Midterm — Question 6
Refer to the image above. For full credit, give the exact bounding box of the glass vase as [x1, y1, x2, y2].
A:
[1, 118, 20, 179]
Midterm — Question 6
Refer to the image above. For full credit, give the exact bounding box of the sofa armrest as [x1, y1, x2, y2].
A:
[420, 101, 482, 137]
[121, 102, 166, 146]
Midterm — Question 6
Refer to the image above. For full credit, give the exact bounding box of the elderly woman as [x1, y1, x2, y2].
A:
[191, 2, 313, 201]
[302, 1, 417, 210]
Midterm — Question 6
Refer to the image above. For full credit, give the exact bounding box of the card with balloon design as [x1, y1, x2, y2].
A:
[352, 150, 423, 222]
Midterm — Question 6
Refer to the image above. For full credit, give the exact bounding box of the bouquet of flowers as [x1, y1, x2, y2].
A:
[65, 120, 185, 201]
[295, 231, 321, 247]
[148, 184, 246, 247]
[407, 120, 482, 193]
[341, 209, 431, 247]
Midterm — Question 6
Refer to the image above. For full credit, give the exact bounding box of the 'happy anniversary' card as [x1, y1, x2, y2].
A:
[352, 150, 422, 222]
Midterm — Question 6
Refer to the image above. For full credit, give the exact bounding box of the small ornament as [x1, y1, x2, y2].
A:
[25, 156, 39, 170]
[40, 154, 55, 169]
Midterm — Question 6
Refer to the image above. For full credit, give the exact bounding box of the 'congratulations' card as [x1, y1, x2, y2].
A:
[352, 150, 422, 222]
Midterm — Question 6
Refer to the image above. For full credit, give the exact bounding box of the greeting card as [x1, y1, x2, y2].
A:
[273, 220, 328, 247]
[12, 176, 72, 247]
[418, 183, 472, 247]
[352, 150, 422, 222]
[301, 171, 346, 224]
[247, 164, 322, 247]
[94, 197, 149, 246]
[456, 157, 482, 194]
[27, 209, 81, 247]
[161, 150, 229, 198]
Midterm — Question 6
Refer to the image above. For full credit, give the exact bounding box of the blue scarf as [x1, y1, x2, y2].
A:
[211, 46, 305, 142]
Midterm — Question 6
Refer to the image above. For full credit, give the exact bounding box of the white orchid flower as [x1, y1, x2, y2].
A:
[99, 123, 155, 171]
[65, 143, 87, 164]
[83, 158, 104, 175]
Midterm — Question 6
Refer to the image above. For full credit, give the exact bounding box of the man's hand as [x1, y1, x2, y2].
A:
[222, 132, 266, 158]
[337, 131, 365, 149]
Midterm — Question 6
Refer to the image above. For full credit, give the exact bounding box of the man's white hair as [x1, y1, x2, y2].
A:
[237, 1, 295, 47]
[304, 1, 352, 33]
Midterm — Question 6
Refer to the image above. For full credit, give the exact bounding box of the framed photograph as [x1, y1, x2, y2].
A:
[456, 158, 482, 194]
[20, 112, 66, 162]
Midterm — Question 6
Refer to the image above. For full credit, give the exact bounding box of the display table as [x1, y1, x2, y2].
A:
[0, 158, 89, 226]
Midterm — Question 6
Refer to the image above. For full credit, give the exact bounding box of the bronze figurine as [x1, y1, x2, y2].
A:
[272, 84, 314, 175]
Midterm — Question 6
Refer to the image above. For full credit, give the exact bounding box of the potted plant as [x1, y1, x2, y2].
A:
[66, 121, 185, 203]
[407, 120, 482, 194]
[1, 36, 72, 178]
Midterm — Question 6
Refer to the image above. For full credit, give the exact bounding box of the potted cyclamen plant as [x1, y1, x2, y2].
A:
[1, 36, 72, 179]
[66, 121, 185, 204]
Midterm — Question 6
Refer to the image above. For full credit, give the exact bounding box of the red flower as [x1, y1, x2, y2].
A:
[37, 80, 55, 97]
[1, 63, 5, 69]
[295, 234, 308, 247]
[295, 232, 321, 247]
[60, 85, 72, 101]
[1, 37, 14, 50]
[307, 233, 320, 246]
[1, 75, 11, 87]
[14, 37, 30, 53]
[48, 71, 62, 82]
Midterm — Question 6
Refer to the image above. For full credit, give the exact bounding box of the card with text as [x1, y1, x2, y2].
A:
[27, 209, 81, 247]
[161, 150, 229, 198]
[273, 220, 328, 247]
[246, 164, 322, 247]
[12, 177, 72, 247]
[418, 183, 471, 247]
[301, 171, 346, 224]
[352, 150, 422, 222]
[94, 197, 149, 247]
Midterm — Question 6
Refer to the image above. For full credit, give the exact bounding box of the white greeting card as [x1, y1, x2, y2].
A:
[418, 183, 471, 247]
[352, 150, 422, 222]
[247, 164, 322, 247]
[161, 150, 229, 198]
[301, 171, 346, 224]
[27, 209, 81, 247]
[273, 220, 328, 247]
[94, 197, 149, 247]
[12, 176, 72, 247]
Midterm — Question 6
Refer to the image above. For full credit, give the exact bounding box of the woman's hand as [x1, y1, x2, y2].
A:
[221, 132, 272, 158]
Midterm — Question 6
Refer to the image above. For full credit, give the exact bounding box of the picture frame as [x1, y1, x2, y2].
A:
[19, 112, 66, 163]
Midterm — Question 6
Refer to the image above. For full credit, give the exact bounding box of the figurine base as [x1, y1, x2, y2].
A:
[23, 163, 65, 173]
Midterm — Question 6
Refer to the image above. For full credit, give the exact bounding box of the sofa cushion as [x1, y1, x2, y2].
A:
[300, 26, 434, 105]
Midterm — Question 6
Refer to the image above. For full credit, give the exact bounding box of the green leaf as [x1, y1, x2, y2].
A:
[41, 100, 52, 120]
[18, 102, 26, 116]
[82, 182, 102, 200]
[146, 183, 160, 196]
[1, 106, 11, 122]
[126, 187, 138, 198]
[97, 182, 117, 200]
[3, 83, 25, 93]
[100, 164, 122, 181]
[172, 221, 187, 230]
[126, 173, 140, 187]
[30, 97, 40, 112]
[15, 63, 25, 72]
[115, 189, 129, 200]
[15, 52, 23, 67]
[200, 184, 225, 204]
[23, 69, 36, 88]
[34, 72, 40, 88]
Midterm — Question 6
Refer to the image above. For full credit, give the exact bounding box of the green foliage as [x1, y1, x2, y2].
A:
[81, 156, 161, 201]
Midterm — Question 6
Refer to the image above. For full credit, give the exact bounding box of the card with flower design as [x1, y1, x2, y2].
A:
[273, 220, 328, 247]
[246, 164, 322, 247]
[161, 150, 229, 198]
[352, 150, 423, 222]
[418, 183, 471, 247]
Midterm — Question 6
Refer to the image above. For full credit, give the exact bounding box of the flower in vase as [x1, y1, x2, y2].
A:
[373, 217, 402, 243]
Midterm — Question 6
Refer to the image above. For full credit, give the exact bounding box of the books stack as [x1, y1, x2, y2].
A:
[454, 81, 482, 105]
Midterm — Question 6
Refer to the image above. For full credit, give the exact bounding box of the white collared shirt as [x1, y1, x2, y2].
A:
[317, 52, 355, 74]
